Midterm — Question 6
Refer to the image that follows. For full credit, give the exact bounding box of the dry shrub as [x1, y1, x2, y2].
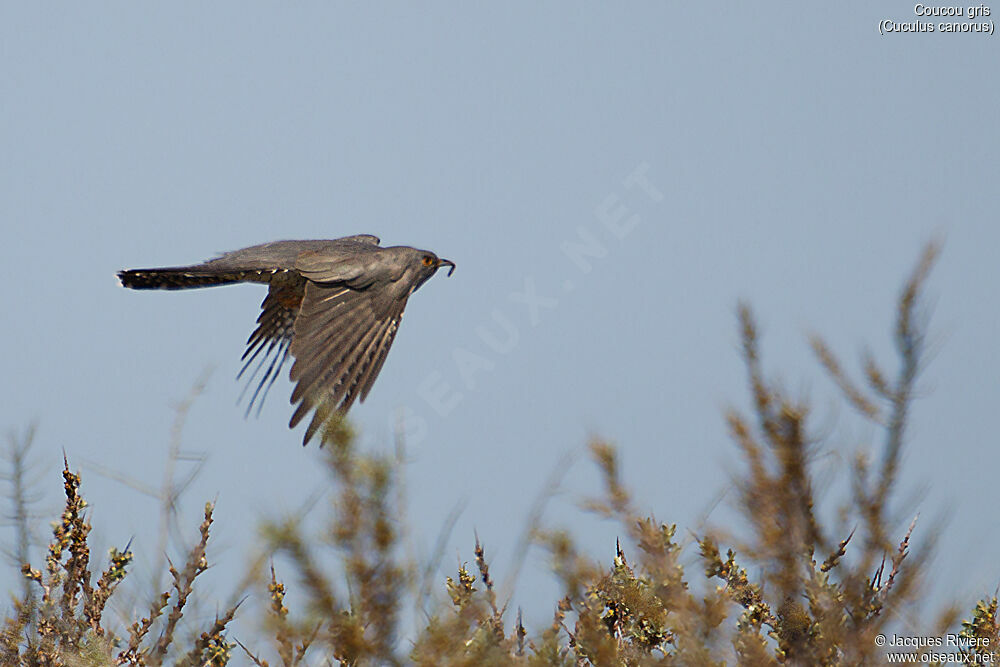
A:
[4, 243, 997, 666]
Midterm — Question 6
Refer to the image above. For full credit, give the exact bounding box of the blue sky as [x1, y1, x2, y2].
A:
[2, 1, 998, 646]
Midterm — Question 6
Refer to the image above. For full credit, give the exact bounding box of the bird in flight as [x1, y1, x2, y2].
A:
[118, 235, 455, 445]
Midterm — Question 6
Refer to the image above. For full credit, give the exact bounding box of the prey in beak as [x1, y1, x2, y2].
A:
[437, 258, 456, 276]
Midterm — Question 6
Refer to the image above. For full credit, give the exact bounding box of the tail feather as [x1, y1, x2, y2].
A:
[118, 267, 274, 290]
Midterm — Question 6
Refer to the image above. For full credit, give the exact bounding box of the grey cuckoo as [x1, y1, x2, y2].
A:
[118, 235, 455, 445]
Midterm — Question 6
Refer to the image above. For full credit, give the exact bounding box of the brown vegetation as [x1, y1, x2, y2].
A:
[2, 244, 996, 665]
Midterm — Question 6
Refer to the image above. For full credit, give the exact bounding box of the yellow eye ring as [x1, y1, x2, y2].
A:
[422, 256, 435, 267]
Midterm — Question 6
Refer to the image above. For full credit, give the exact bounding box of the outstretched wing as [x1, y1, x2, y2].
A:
[238, 272, 306, 415]
[337, 234, 381, 246]
[288, 281, 408, 445]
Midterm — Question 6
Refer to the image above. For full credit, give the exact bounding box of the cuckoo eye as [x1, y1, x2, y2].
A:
[422, 255, 435, 267]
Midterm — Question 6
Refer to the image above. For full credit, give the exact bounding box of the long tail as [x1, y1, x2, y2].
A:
[118, 267, 272, 290]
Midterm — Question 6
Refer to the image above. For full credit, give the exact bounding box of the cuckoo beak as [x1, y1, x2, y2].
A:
[437, 258, 456, 276]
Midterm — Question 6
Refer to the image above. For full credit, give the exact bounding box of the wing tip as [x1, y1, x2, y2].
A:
[293, 400, 354, 448]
